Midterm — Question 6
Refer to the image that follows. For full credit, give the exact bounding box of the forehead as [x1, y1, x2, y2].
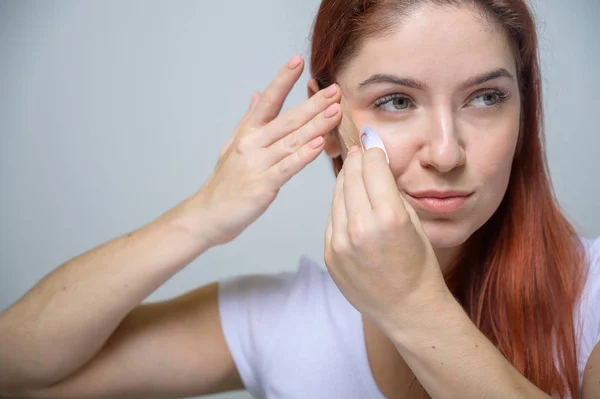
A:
[338, 4, 517, 88]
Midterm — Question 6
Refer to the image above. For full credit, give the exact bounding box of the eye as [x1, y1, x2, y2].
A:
[468, 90, 510, 108]
[372, 94, 414, 113]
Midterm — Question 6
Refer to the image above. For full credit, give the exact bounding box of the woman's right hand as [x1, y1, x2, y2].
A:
[184, 56, 342, 246]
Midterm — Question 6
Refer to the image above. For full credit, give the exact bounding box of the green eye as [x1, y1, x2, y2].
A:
[470, 91, 509, 108]
[391, 97, 410, 110]
[373, 95, 414, 112]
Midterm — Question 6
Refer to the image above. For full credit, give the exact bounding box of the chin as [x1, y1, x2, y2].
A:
[421, 219, 475, 249]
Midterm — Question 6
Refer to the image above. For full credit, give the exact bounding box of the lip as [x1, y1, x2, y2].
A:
[405, 191, 473, 214]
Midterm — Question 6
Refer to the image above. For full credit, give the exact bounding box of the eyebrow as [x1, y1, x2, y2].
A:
[357, 68, 515, 91]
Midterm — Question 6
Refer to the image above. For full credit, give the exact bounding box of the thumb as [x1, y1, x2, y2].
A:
[400, 194, 429, 240]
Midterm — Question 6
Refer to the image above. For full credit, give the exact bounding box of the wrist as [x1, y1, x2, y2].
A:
[378, 281, 459, 343]
[157, 192, 216, 253]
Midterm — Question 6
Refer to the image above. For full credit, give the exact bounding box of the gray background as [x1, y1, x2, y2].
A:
[0, 1, 598, 399]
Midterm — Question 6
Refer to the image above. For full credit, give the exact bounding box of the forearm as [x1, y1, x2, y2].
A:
[385, 290, 550, 399]
[0, 194, 211, 391]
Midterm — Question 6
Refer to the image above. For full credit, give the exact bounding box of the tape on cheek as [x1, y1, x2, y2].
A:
[339, 96, 390, 165]
[338, 97, 361, 149]
[360, 125, 390, 164]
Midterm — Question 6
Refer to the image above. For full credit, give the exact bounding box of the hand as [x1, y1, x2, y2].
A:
[188, 56, 342, 246]
[324, 145, 447, 332]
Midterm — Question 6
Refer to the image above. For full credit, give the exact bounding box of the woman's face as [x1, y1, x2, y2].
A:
[331, 4, 521, 254]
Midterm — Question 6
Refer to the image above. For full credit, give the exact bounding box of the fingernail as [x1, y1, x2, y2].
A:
[309, 136, 325, 149]
[323, 84, 338, 99]
[324, 103, 340, 118]
[360, 125, 390, 164]
[287, 56, 302, 70]
[347, 146, 360, 154]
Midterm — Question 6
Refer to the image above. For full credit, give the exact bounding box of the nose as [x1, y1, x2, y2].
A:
[418, 109, 466, 173]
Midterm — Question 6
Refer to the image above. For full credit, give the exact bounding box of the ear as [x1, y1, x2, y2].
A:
[307, 77, 319, 98]
[307, 78, 342, 159]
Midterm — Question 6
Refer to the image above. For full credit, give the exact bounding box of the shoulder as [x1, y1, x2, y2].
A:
[576, 236, 600, 381]
[216, 256, 359, 396]
[218, 255, 330, 314]
[218, 255, 356, 332]
[581, 236, 600, 271]
[579, 236, 600, 309]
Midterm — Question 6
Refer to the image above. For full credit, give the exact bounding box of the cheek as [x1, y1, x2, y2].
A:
[383, 139, 416, 173]
[470, 118, 520, 193]
[345, 107, 520, 186]
[420, 124, 519, 248]
[438, 126, 519, 243]
[358, 121, 418, 173]
[338, 113, 418, 173]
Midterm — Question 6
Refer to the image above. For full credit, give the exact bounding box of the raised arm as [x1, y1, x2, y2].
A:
[0, 55, 343, 398]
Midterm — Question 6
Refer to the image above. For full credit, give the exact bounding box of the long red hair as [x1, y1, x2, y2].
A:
[310, 0, 587, 397]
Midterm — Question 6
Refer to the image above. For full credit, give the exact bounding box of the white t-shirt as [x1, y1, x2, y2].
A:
[218, 237, 600, 398]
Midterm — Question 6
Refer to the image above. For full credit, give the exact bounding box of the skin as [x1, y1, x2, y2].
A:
[317, 4, 597, 399]
[315, 3, 521, 272]
[1, 3, 598, 399]
[0, 57, 344, 397]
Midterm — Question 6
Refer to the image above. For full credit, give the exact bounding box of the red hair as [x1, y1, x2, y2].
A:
[310, 1, 587, 397]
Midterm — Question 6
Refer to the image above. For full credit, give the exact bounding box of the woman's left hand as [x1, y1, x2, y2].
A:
[324, 145, 449, 332]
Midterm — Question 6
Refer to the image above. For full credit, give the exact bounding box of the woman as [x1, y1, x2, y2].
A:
[1, 0, 598, 398]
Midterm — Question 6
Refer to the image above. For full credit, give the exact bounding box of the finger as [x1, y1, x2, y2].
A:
[325, 198, 333, 250]
[401, 194, 425, 233]
[239, 92, 263, 127]
[238, 91, 263, 130]
[362, 148, 404, 211]
[249, 56, 305, 126]
[262, 102, 341, 167]
[220, 92, 262, 158]
[219, 136, 234, 159]
[331, 167, 348, 237]
[248, 92, 261, 112]
[239, 92, 262, 127]
[265, 133, 326, 187]
[259, 83, 341, 147]
[325, 169, 349, 281]
[343, 146, 372, 219]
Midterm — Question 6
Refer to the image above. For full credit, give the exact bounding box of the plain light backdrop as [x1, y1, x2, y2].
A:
[1, 1, 598, 399]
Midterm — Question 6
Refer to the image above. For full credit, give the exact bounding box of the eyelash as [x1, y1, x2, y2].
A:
[371, 94, 415, 111]
[371, 89, 511, 112]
